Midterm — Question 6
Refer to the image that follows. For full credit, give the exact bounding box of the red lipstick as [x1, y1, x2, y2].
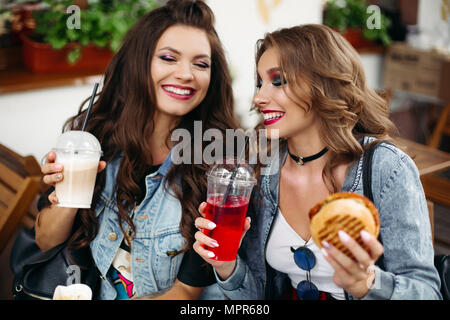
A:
[261, 110, 286, 126]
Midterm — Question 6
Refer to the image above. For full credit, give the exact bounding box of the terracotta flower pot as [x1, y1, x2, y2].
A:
[20, 33, 114, 73]
[341, 27, 376, 50]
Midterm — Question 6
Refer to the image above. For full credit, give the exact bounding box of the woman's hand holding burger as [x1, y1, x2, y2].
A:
[309, 192, 384, 298]
[321, 228, 384, 298]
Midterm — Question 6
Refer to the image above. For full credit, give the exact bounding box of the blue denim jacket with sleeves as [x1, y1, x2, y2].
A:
[214, 137, 442, 300]
[90, 151, 223, 300]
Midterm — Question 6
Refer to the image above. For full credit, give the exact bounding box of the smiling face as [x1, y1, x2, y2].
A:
[151, 25, 212, 122]
[254, 47, 318, 140]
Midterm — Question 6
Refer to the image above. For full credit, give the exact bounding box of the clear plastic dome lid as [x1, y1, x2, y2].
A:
[207, 162, 256, 187]
[54, 130, 102, 153]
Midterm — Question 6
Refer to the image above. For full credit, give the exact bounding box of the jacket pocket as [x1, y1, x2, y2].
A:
[152, 231, 184, 290]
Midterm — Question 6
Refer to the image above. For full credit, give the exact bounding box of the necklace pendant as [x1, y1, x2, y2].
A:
[288, 146, 328, 166]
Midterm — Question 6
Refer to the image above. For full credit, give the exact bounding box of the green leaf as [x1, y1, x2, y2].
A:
[67, 47, 81, 64]
[112, 18, 128, 35]
[48, 37, 67, 50]
[66, 28, 79, 42]
[109, 38, 122, 52]
[93, 38, 108, 48]
[80, 35, 90, 46]
[380, 33, 391, 45]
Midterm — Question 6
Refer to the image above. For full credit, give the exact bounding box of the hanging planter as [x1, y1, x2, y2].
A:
[21, 33, 113, 73]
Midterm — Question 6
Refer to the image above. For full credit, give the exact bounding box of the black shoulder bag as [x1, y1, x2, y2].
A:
[363, 141, 449, 300]
[10, 225, 99, 300]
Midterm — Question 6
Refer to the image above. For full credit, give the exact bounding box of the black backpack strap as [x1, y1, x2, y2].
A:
[362, 143, 376, 203]
[345, 140, 386, 300]
[362, 141, 387, 270]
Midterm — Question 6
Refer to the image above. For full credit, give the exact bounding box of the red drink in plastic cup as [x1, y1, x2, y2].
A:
[203, 195, 249, 261]
[202, 162, 256, 261]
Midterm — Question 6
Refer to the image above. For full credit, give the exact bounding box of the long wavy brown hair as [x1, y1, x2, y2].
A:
[254, 24, 397, 191]
[64, 0, 237, 253]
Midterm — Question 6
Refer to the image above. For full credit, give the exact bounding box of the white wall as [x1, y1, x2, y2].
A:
[0, 80, 102, 162]
[417, 0, 449, 50]
[361, 54, 384, 90]
[207, 0, 323, 129]
[418, 0, 447, 33]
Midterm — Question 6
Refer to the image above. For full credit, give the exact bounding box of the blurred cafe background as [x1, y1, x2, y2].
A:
[0, 0, 449, 299]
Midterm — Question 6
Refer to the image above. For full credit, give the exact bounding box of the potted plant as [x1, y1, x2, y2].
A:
[323, 0, 392, 50]
[21, 0, 159, 73]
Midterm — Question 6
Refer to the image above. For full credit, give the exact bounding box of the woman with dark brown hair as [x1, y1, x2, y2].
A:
[36, 0, 237, 300]
[193, 24, 442, 300]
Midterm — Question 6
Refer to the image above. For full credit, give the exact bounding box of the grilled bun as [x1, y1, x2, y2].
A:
[309, 192, 380, 259]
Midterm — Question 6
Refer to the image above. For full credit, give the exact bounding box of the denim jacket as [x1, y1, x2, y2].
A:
[90, 152, 223, 300]
[215, 138, 442, 300]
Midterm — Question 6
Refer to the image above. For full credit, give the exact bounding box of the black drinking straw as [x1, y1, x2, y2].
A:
[221, 135, 249, 206]
[81, 82, 99, 131]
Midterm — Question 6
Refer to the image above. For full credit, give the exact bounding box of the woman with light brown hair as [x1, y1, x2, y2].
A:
[35, 0, 236, 300]
[193, 24, 442, 300]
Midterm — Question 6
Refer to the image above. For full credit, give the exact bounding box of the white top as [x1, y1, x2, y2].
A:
[266, 210, 345, 300]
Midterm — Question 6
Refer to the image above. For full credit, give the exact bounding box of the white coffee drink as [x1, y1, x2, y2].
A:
[53, 130, 102, 208]
[55, 156, 99, 208]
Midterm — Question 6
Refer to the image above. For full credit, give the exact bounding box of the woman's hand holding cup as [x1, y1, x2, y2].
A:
[192, 202, 251, 281]
[40, 150, 106, 206]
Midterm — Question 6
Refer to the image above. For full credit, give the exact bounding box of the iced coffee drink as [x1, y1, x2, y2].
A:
[53, 131, 102, 208]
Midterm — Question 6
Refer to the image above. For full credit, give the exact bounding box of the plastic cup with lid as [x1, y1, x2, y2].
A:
[53, 130, 102, 208]
[202, 161, 256, 261]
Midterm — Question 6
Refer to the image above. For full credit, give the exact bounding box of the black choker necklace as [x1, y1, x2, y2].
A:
[288, 147, 328, 166]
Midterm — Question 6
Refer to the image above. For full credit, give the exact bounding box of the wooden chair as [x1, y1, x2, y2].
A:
[0, 144, 42, 254]
[421, 102, 450, 208]
[429, 103, 450, 149]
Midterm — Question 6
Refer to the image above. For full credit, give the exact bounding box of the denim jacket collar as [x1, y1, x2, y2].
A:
[261, 143, 287, 214]
[156, 149, 174, 177]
